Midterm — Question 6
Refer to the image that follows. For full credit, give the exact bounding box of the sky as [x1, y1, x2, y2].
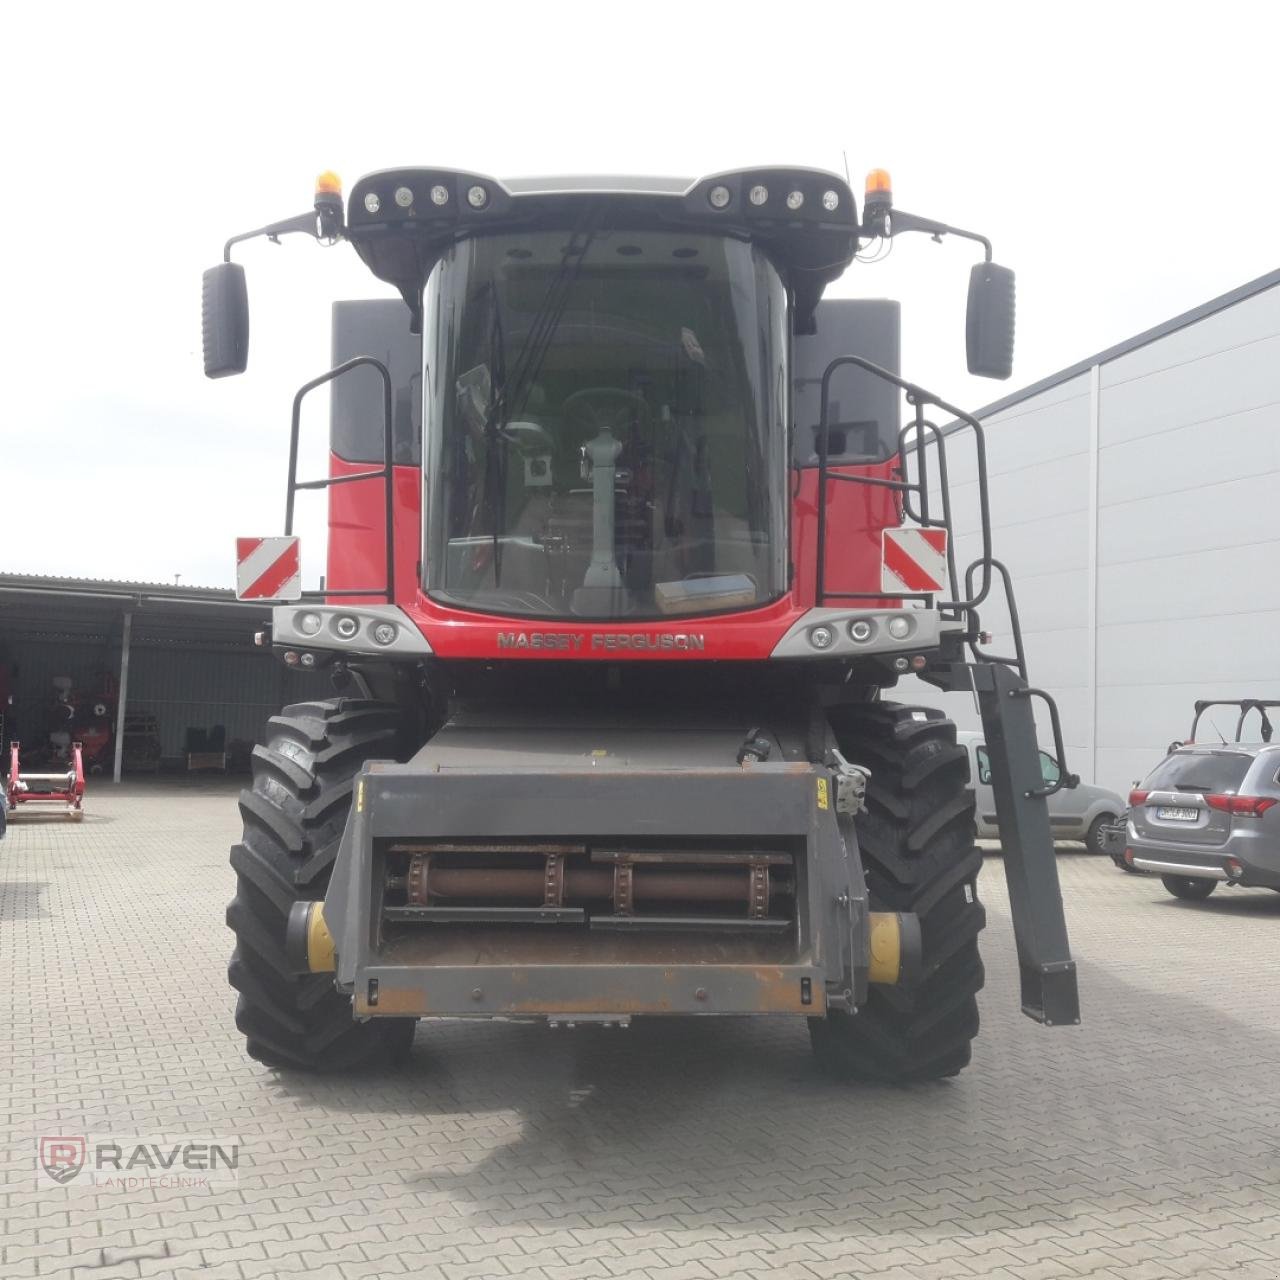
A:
[3, 0, 1277, 588]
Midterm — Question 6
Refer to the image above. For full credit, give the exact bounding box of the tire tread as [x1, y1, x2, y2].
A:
[813, 702, 985, 1083]
[226, 697, 414, 1072]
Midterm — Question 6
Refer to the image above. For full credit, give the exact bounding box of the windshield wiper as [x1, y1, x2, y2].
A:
[480, 294, 508, 579]
[478, 204, 602, 583]
[505, 205, 602, 421]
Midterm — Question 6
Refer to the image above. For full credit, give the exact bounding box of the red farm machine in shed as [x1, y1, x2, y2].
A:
[5, 741, 85, 820]
[202, 164, 1080, 1077]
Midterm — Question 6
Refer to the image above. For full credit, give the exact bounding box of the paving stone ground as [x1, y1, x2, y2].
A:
[1, 779, 1278, 1280]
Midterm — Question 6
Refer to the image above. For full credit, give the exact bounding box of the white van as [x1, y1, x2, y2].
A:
[956, 731, 1124, 854]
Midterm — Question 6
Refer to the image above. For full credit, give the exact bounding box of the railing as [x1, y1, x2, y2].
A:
[1189, 699, 1279, 744]
[284, 357, 396, 603]
[814, 355, 1031, 676]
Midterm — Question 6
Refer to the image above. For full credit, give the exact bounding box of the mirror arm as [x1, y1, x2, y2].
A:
[862, 208, 993, 262]
[222, 201, 344, 263]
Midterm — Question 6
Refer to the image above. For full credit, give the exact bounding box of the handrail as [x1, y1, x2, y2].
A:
[902, 420, 961, 604]
[1013, 686, 1080, 797]
[813, 355, 1048, 705]
[964, 558, 1028, 681]
[815, 355, 994, 614]
[284, 357, 396, 604]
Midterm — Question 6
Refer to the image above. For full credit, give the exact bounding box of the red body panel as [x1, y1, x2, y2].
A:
[326, 458, 422, 605]
[790, 457, 903, 610]
[406, 590, 802, 660]
[327, 452, 907, 659]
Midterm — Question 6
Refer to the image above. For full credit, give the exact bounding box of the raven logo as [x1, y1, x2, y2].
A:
[39, 1136, 86, 1184]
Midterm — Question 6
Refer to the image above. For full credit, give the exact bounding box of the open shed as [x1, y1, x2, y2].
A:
[0, 574, 313, 781]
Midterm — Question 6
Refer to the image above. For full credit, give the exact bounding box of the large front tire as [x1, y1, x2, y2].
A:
[226, 698, 416, 1071]
[811, 703, 984, 1083]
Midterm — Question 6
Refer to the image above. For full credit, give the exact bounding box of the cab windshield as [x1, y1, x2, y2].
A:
[422, 227, 788, 619]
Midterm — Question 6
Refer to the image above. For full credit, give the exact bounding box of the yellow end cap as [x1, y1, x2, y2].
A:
[865, 168, 892, 197]
[307, 903, 336, 973]
[867, 912, 902, 985]
[315, 170, 343, 197]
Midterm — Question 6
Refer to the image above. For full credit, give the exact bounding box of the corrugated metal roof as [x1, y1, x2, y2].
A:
[0, 572, 238, 600]
[0, 573, 269, 646]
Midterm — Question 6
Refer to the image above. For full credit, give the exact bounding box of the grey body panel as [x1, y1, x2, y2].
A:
[313, 670, 1078, 1027]
[1127, 743, 1280, 887]
[770, 607, 943, 660]
[322, 711, 867, 1020]
[271, 603, 432, 656]
[792, 299, 901, 467]
[330, 299, 421, 465]
[958, 731, 1124, 840]
[413, 710, 804, 772]
[365, 759, 818, 839]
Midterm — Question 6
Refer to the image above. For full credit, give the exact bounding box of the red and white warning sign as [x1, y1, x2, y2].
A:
[881, 527, 948, 595]
[235, 536, 301, 601]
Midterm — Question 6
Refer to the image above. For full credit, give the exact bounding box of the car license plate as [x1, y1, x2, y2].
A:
[1156, 806, 1199, 822]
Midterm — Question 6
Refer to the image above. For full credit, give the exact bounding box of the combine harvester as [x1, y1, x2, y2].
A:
[203, 164, 1080, 1078]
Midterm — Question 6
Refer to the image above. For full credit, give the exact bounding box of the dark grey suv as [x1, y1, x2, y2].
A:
[1127, 743, 1280, 900]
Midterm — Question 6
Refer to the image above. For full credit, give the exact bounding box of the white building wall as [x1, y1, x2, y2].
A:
[901, 275, 1280, 795]
[1093, 284, 1280, 791]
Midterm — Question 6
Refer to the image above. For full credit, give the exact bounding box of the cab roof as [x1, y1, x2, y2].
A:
[500, 175, 695, 196]
[344, 165, 860, 327]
